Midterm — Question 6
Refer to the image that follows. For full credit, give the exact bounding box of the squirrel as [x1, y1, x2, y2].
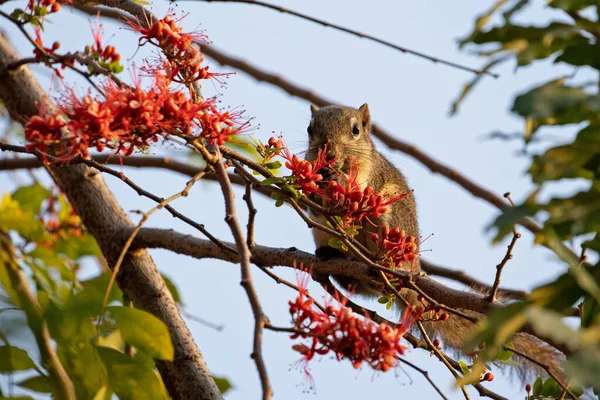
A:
[304, 103, 564, 380]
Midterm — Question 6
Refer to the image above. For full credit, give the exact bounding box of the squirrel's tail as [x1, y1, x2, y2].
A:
[421, 312, 565, 380]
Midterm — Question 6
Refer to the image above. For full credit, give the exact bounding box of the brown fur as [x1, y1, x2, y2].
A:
[305, 103, 565, 380]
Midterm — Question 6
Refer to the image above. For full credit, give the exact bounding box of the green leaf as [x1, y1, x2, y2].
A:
[327, 238, 348, 252]
[533, 376, 543, 397]
[524, 307, 580, 351]
[556, 41, 600, 70]
[377, 296, 389, 304]
[0, 345, 36, 372]
[12, 184, 51, 214]
[261, 177, 282, 186]
[96, 347, 168, 400]
[16, 375, 52, 393]
[567, 385, 585, 398]
[91, 386, 110, 400]
[495, 343, 514, 361]
[548, 0, 600, 12]
[107, 306, 174, 360]
[458, 360, 470, 374]
[264, 161, 282, 170]
[212, 375, 232, 394]
[565, 345, 600, 389]
[0, 194, 47, 242]
[530, 124, 600, 182]
[54, 233, 101, 260]
[512, 80, 600, 140]
[450, 56, 508, 115]
[541, 377, 561, 398]
[488, 200, 538, 242]
[464, 302, 527, 360]
[582, 294, 600, 328]
[568, 262, 600, 304]
[66, 273, 122, 317]
[386, 297, 393, 310]
[162, 274, 183, 305]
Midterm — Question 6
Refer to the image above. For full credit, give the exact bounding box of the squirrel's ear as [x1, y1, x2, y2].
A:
[358, 103, 371, 129]
[310, 104, 319, 114]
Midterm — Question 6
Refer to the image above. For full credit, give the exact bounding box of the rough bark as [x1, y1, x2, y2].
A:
[0, 34, 222, 400]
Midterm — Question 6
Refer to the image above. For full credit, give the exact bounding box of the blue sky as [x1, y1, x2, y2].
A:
[0, 1, 592, 399]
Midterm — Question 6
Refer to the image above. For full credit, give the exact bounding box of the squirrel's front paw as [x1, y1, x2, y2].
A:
[315, 246, 345, 261]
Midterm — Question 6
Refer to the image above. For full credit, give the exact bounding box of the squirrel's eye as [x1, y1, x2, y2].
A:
[307, 125, 312, 136]
[352, 123, 360, 136]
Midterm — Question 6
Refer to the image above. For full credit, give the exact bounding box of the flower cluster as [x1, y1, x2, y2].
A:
[371, 226, 419, 270]
[26, 0, 68, 15]
[38, 190, 84, 249]
[289, 273, 416, 374]
[84, 23, 123, 74]
[24, 73, 247, 159]
[324, 166, 410, 227]
[127, 14, 229, 85]
[264, 137, 410, 227]
[270, 138, 333, 195]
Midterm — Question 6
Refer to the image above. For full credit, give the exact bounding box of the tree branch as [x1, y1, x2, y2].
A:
[211, 148, 272, 400]
[420, 259, 525, 300]
[130, 227, 493, 312]
[129, 226, 574, 355]
[0, 152, 531, 300]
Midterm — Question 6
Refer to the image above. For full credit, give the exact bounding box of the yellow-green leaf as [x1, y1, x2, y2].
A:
[96, 347, 168, 400]
[0, 345, 36, 372]
[107, 306, 174, 360]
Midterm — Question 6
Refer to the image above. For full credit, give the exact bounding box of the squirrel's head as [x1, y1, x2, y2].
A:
[305, 104, 374, 173]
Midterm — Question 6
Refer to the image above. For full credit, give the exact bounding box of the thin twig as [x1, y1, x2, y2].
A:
[211, 147, 272, 400]
[182, 310, 225, 331]
[421, 259, 526, 300]
[378, 271, 471, 399]
[195, 0, 498, 78]
[488, 229, 520, 302]
[102, 169, 207, 310]
[417, 321, 470, 400]
[257, 265, 326, 313]
[397, 357, 449, 400]
[488, 194, 521, 302]
[0, 10, 108, 94]
[233, 161, 257, 248]
[509, 347, 577, 399]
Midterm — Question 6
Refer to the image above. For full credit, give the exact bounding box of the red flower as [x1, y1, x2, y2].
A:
[371, 226, 420, 270]
[126, 14, 224, 85]
[24, 71, 246, 160]
[27, 0, 70, 15]
[128, 14, 207, 59]
[271, 137, 334, 195]
[84, 21, 123, 74]
[289, 272, 411, 375]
